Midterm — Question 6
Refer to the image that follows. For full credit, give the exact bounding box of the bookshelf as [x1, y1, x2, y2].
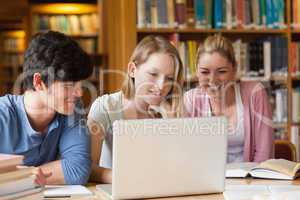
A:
[0, 0, 28, 95]
[0, 30, 26, 95]
[103, 0, 300, 142]
[28, 2, 106, 107]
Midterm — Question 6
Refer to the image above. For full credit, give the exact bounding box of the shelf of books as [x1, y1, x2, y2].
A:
[0, 30, 26, 96]
[29, 2, 106, 107]
[133, 0, 299, 143]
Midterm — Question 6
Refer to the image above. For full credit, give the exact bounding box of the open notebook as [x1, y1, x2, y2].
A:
[226, 159, 300, 180]
[43, 185, 93, 198]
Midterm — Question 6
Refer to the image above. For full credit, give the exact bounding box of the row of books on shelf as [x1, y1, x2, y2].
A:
[0, 54, 24, 67]
[291, 42, 300, 76]
[171, 35, 288, 80]
[0, 38, 96, 67]
[272, 87, 287, 124]
[2, 38, 25, 52]
[274, 87, 300, 124]
[76, 38, 97, 54]
[292, 88, 300, 123]
[137, 0, 286, 29]
[0, 154, 41, 199]
[32, 13, 98, 36]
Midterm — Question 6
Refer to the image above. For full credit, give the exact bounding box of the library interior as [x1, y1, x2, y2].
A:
[2, 0, 300, 199]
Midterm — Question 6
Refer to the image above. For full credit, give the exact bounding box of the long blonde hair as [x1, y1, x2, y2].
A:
[122, 35, 184, 117]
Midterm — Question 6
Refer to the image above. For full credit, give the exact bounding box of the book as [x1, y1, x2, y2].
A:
[0, 167, 36, 184]
[226, 159, 300, 180]
[0, 154, 23, 172]
[0, 166, 39, 199]
[0, 187, 42, 200]
[137, 0, 145, 28]
[0, 175, 38, 197]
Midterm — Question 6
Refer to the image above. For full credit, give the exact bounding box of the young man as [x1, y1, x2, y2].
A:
[0, 31, 93, 185]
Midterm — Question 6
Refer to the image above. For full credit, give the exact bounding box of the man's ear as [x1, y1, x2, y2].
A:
[127, 62, 137, 78]
[33, 73, 45, 91]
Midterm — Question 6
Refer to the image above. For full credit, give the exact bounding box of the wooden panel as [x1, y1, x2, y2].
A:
[0, 0, 28, 18]
[103, 0, 136, 92]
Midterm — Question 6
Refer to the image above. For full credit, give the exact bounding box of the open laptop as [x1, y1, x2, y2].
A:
[96, 117, 228, 199]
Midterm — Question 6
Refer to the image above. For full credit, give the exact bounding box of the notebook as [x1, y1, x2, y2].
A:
[43, 185, 93, 198]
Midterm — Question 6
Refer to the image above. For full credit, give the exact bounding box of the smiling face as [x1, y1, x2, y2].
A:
[129, 52, 176, 107]
[40, 81, 83, 115]
[196, 52, 236, 92]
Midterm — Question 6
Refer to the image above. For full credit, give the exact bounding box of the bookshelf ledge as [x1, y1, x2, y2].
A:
[137, 28, 289, 34]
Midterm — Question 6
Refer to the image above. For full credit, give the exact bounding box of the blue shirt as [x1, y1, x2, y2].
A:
[0, 95, 91, 184]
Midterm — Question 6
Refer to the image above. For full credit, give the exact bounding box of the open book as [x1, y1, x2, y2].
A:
[226, 159, 300, 180]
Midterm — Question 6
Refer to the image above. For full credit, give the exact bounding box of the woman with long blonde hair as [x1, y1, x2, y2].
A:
[88, 35, 184, 183]
[184, 34, 273, 163]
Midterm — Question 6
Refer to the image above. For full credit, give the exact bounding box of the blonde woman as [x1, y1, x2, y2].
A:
[87, 35, 183, 183]
[184, 35, 274, 163]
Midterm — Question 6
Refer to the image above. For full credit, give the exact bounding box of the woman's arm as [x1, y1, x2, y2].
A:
[250, 83, 274, 162]
[87, 119, 112, 183]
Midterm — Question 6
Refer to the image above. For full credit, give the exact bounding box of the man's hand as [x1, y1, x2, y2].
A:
[33, 167, 52, 186]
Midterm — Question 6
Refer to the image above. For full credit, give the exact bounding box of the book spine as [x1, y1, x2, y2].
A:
[144, 0, 152, 27]
[265, 0, 274, 28]
[157, 0, 169, 27]
[194, 0, 206, 29]
[291, 126, 300, 161]
[226, 0, 233, 29]
[236, 0, 244, 28]
[175, 0, 187, 28]
[214, 0, 223, 28]
[263, 40, 271, 79]
[151, 0, 158, 28]
[206, 0, 213, 28]
[137, 0, 146, 28]
[167, 0, 176, 27]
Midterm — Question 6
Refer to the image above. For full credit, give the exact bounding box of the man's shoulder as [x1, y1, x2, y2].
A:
[0, 94, 20, 116]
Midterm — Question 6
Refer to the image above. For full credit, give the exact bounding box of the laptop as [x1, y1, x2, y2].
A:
[96, 117, 228, 199]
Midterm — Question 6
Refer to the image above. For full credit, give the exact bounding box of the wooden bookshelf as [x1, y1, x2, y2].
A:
[0, 30, 26, 95]
[137, 28, 289, 34]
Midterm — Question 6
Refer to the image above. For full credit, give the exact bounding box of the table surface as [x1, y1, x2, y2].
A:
[21, 178, 300, 200]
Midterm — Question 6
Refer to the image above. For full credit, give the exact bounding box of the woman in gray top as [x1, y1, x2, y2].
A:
[87, 35, 184, 183]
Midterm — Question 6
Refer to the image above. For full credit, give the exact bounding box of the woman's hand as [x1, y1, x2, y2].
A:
[200, 83, 224, 116]
[148, 101, 174, 118]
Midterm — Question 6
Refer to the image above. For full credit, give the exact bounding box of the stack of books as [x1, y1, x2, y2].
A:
[0, 154, 41, 200]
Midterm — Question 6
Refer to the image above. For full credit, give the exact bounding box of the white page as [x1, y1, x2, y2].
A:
[226, 162, 258, 178]
[43, 185, 93, 198]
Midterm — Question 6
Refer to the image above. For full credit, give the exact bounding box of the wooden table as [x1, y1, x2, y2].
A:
[21, 178, 300, 200]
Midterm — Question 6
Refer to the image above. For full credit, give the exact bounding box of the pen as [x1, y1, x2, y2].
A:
[44, 195, 71, 199]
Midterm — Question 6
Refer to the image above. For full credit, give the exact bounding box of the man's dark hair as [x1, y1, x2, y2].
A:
[23, 31, 93, 90]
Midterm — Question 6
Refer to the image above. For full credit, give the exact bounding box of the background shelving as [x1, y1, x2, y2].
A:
[104, 0, 300, 144]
